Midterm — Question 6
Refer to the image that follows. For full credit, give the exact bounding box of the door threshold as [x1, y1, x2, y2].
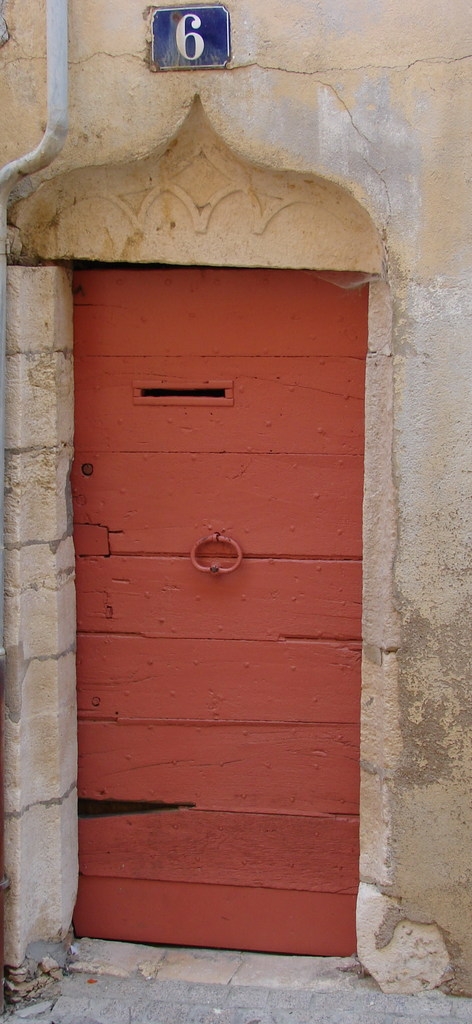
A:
[69, 937, 368, 990]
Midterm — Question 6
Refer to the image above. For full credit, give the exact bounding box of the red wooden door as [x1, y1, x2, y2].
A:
[72, 268, 366, 955]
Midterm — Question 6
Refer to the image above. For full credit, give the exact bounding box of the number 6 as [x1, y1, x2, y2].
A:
[176, 13, 205, 60]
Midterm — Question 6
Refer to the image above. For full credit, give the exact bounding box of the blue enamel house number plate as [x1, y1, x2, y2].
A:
[152, 6, 231, 70]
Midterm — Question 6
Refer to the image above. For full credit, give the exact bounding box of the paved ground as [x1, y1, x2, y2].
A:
[3, 940, 472, 1024]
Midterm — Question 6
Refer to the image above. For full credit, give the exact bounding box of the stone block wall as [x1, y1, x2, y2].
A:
[4, 267, 77, 966]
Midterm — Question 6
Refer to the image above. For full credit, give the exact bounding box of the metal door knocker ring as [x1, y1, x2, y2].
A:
[190, 532, 243, 574]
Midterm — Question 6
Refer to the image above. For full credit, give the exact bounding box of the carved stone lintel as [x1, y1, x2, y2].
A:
[11, 101, 383, 272]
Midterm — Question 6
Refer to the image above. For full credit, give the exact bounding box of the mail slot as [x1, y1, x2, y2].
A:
[133, 380, 234, 406]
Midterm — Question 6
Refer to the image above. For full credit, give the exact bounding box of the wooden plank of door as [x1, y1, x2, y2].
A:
[73, 876, 357, 955]
[72, 453, 363, 558]
[76, 635, 361, 723]
[79, 809, 359, 893]
[73, 268, 368, 358]
[76, 556, 362, 640]
[73, 355, 364, 456]
[78, 720, 359, 814]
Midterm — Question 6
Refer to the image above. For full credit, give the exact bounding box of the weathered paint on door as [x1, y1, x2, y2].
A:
[72, 268, 366, 955]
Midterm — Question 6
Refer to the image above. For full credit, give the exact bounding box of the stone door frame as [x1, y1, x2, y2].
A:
[4, 265, 397, 976]
[3, 104, 405, 981]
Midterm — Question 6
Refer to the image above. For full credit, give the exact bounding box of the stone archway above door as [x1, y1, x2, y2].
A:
[10, 100, 383, 274]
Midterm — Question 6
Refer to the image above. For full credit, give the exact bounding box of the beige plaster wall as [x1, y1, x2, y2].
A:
[1, 0, 472, 996]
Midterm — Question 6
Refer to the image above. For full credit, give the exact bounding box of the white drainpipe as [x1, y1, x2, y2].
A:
[0, 0, 68, 996]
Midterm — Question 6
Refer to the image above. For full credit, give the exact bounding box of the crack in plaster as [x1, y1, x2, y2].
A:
[0, 16, 8, 47]
[3, 48, 471, 73]
[0, 55, 47, 67]
[11, 568, 75, 594]
[23, 644, 76, 665]
[5, 534, 72, 552]
[318, 80, 392, 220]
[234, 54, 472, 76]
[6, 642, 76, 724]
[6, 443, 72, 455]
[360, 759, 395, 781]
[162, 61, 393, 218]
[5, 781, 76, 820]
[70, 52, 144, 66]
[1, 52, 143, 68]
